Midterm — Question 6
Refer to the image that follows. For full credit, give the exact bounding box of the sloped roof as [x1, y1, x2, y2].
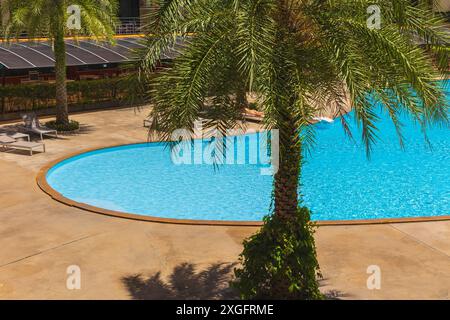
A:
[0, 36, 177, 70]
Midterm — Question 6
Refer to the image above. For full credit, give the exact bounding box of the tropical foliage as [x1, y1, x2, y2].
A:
[135, 0, 448, 299]
[1, 0, 119, 126]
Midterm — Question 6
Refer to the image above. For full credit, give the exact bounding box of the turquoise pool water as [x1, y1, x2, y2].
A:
[47, 85, 449, 222]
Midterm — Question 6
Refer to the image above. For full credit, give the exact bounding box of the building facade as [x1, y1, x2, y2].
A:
[119, 0, 151, 21]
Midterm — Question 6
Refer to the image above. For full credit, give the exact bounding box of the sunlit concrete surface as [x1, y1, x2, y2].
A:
[0, 106, 449, 299]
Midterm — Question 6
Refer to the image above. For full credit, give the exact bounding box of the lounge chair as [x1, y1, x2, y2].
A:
[0, 132, 30, 141]
[0, 135, 16, 147]
[0, 135, 46, 156]
[20, 113, 58, 140]
[143, 116, 154, 128]
[312, 116, 334, 123]
[243, 108, 264, 122]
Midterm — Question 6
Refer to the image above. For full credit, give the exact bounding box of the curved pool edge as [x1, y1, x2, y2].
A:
[37, 143, 450, 227]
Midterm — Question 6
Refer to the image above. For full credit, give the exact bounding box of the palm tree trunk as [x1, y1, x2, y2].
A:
[236, 88, 248, 108]
[54, 1, 69, 125]
[274, 111, 301, 219]
[273, 1, 302, 220]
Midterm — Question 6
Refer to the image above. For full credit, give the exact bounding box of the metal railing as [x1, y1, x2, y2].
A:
[116, 17, 142, 35]
[0, 17, 143, 39]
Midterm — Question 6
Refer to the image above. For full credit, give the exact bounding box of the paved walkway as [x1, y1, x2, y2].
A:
[0, 107, 449, 299]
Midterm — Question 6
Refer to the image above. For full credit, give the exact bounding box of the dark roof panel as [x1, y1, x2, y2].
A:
[65, 41, 108, 65]
[116, 38, 145, 49]
[7, 44, 54, 67]
[0, 46, 35, 69]
[21, 43, 56, 64]
[0, 36, 181, 70]
[76, 40, 129, 63]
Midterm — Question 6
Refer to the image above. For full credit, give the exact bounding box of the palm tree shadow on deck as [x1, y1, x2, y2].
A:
[121, 262, 239, 300]
[122, 262, 345, 300]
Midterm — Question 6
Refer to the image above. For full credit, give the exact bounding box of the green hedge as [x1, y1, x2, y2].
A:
[0, 77, 137, 114]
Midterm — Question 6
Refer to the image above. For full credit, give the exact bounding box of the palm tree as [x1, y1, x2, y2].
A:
[1, 0, 118, 126]
[135, 0, 448, 299]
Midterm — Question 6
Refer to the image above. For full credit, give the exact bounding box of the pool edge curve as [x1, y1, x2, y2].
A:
[37, 143, 450, 227]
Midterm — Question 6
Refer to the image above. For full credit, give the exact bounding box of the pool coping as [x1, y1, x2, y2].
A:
[36, 142, 450, 227]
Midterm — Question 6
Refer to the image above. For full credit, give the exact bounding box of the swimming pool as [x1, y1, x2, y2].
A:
[45, 84, 449, 223]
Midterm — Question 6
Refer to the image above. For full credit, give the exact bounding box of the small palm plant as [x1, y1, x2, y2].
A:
[1, 0, 118, 126]
[135, 0, 448, 299]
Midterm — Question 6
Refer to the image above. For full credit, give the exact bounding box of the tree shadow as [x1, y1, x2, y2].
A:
[0, 124, 63, 140]
[319, 278, 347, 300]
[122, 263, 347, 300]
[122, 262, 239, 300]
[1, 122, 96, 138]
[75, 123, 96, 135]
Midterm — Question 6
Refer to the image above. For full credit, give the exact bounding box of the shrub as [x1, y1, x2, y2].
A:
[232, 207, 323, 300]
[0, 77, 139, 114]
[45, 120, 80, 132]
[247, 102, 259, 111]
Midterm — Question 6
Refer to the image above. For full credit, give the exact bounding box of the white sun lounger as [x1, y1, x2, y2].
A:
[312, 116, 334, 123]
[0, 136, 46, 156]
[143, 116, 154, 128]
[0, 135, 17, 146]
[21, 114, 58, 140]
[0, 132, 30, 141]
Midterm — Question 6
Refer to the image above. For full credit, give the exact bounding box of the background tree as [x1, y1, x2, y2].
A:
[1, 0, 118, 126]
[135, 0, 448, 299]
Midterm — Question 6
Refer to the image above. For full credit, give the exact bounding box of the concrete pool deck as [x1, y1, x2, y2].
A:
[0, 106, 449, 299]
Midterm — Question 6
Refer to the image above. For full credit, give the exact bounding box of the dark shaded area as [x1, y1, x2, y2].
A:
[319, 278, 347, 300]
[122, 262, 239, 300]
[119, 0, 140, 18]
[122, 262, 346, 300]
[68, 123, 95, 135]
